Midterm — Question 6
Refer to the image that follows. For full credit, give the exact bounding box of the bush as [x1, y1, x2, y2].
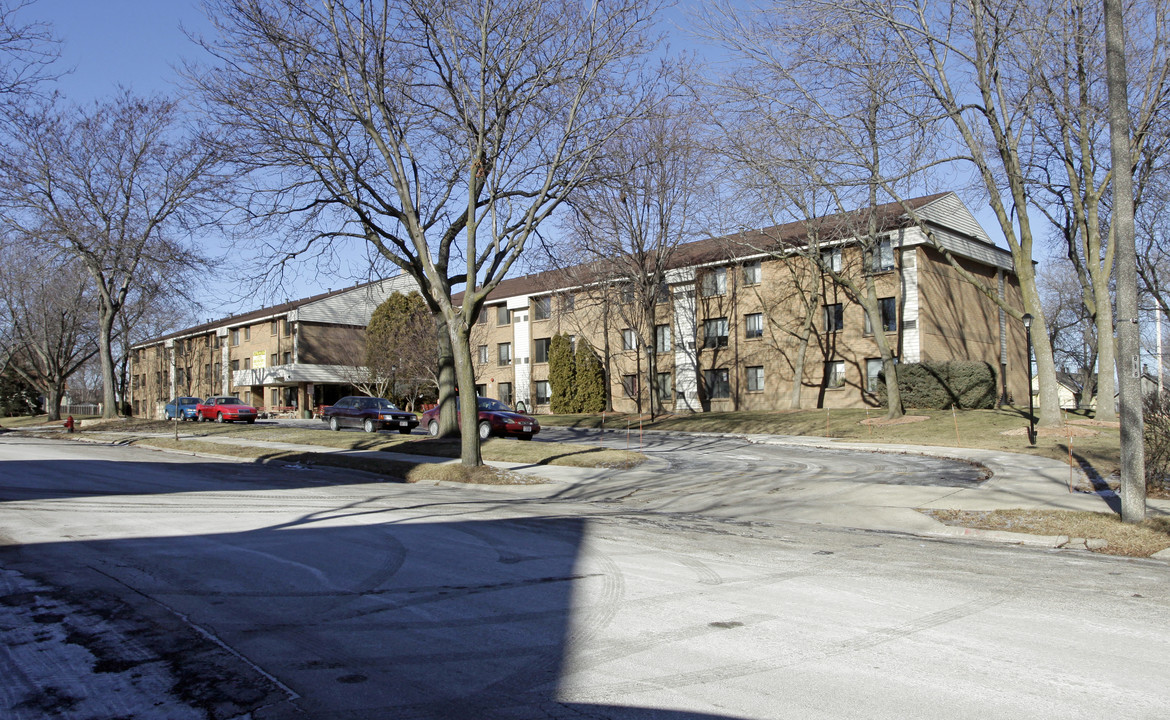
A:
[548, 334, 577, 413]
[878, 361, 997, 409]
[574, 341, 607, 413]
[1145, 392, 1170, 493]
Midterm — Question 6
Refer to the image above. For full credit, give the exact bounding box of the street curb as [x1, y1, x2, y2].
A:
[924, 525, 1109, 550]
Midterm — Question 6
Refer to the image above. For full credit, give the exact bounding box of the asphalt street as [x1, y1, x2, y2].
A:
[1, 434, 1168, 719]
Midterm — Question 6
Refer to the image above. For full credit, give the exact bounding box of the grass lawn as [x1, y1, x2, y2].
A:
[926, 509, 1170, 557]
[541, 407, 1122, 481]
[68, 417, 645, 472]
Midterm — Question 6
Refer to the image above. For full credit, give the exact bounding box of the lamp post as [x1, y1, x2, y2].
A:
[1022, 313, 1036, 446]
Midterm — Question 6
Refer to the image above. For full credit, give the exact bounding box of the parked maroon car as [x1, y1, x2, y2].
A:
[322, 396, 419, 434]
[421, 397, 539, 440]
[196, 396, 258, 423]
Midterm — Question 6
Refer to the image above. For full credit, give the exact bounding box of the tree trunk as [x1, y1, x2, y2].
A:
[45, 383, 63, 422]
[1091, 278, 1117, 421]
[434, 313, 458, 436]
[97, 300, 119, 419]
[788, 303, 818, 410]
[1104, 0, 1146, 522]
[449, 322, 482, 467]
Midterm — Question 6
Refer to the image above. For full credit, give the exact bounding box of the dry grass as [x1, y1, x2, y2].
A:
[64, 419, 644, 469]
[924, 508, 1170, 557]
[133, 438, 548, 485]
[541, 408, 1121, 479]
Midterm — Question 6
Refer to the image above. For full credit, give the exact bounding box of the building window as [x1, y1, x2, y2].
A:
[271, 319, 278, 335]
[826, 360, 845, 388]
[622, 374, 638, 398]
[746, 365, 764, 393]
[242, 390, 251, 404]
[872, 237, 895, 272]
[282, 351, 291, 365]
[498, 342, 512, 366]
[283, 319, 292, 336]
[478, 344, 489, 364]
[864, 297, 898, 334]
[244, 357, 252, 370]
[534, 297, 551, 321]
[271, 388, 280, 407]
[745, 312, 764, 339]
[866, 358, 885, 392]
[743, 260, 762, 285]
[622, 328, 637, 351]
[204, 363, 212, 382]
[244, 326, 251, 341]
[821, 248, 842, 272]
[212, 335, 220, 349]
[534, 380, 551, 405]
[534, 337, 551, 363]
[656, 372, 672, 403]
[701, 267, 727, 297]
[824, 303, 844, 332]
[231, 329, 239, 346]
[561, 292, 575, 312]
[655, 324, 671, 353]
[704, 368, 730, 399]
[498, 382, 513, 406]
[655, 281, 670, 303]
[497, 306, 511, 326]
[703, 317, 729, 348]
[231, 359, 239, 372]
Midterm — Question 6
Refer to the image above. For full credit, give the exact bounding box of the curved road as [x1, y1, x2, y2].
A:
[0, 434, 1166, 720]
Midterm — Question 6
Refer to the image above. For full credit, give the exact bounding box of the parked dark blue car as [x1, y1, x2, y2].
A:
[164, 396, 200, 421]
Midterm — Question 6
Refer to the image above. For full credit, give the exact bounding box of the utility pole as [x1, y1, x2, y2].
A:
[1104, 0, 1147, 522]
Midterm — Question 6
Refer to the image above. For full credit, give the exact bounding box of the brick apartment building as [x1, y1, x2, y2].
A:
[129, 276, 417, 419]
[130, 192, 1026, 418]
[466, 193, 1028, 414]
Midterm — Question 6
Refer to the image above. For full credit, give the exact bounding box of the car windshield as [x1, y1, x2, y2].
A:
[477, 398, 510, 412]
[218, 398, 241, 405]
[373, 399, 400, 411]
[180, 398, 199, 404]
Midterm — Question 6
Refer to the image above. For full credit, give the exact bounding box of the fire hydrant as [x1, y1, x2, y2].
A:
[64, 416, 75, 433]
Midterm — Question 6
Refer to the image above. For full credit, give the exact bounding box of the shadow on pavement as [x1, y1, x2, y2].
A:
[2, 509, 749, 719]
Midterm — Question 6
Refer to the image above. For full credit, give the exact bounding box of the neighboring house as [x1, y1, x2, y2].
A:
[129, 276, 417, 419]
[464, 192, 1029, 414]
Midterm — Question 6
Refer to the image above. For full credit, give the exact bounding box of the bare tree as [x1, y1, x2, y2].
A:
[0, 0, 59, 101]
[0, 240, 97, 420]
[1019, 0, 1170, 423]
[699, 6, 952, 418]
[0, 91, 227, 419]
[558, 105, 712, 417]
[1038, 258, 1097, 408]
[192, 0, 662, 466]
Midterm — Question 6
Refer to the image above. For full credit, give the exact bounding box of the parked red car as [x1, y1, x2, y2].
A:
[420, 397, 539, 440]
[196, 396, 258, 423]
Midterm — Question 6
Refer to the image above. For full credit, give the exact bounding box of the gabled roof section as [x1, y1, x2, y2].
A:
[459, 193, 976, 303]
[134, 275, 419, 348]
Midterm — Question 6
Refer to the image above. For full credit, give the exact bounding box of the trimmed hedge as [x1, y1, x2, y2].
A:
[878, 361, 997, 409]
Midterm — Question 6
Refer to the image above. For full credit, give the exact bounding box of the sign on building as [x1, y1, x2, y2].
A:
[253, 350, 267, 369]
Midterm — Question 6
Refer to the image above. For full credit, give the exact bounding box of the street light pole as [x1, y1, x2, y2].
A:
[1023, 313, 1036, 446]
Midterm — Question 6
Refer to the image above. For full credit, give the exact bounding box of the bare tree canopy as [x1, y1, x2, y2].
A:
[0, 239, 97, 420]
[0, 0, 59, 100]
[192, 0, 664, 465]
[0, 91, 229, 418]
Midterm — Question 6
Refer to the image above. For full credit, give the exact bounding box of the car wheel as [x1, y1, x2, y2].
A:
[165, 411, 173, 420]
[329, 417, 340, 432]
[364, 418, 376, 433]
[216, 412, 224, 423]
[246, 418, 255, 424]
[518, 433, 533, 441]
[398, 427, 412, 434]
[478, 421, 491, 440]
[428, 420, 439, 437]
